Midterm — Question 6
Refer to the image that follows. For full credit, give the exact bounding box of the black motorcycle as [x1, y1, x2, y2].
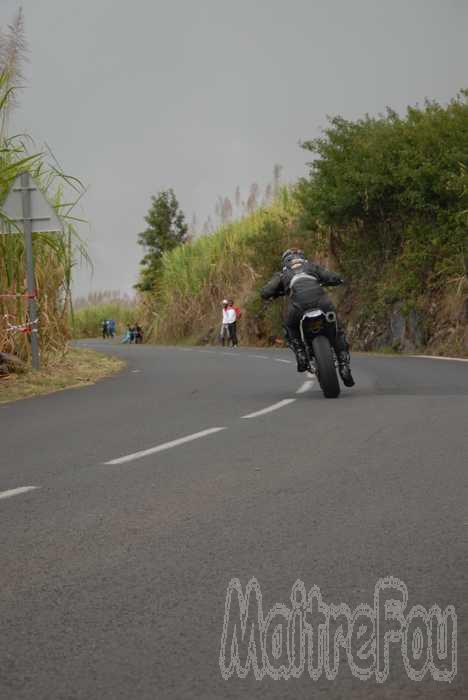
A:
[300, 308, 341, 398]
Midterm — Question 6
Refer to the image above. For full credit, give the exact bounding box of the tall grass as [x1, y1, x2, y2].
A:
[0, 137, 88, 362]
[146, 189, 309, 343]
[0, 9, 88, 363]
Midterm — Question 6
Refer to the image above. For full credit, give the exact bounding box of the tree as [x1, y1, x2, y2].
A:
[273, 163, 282, 197]
[296, 92, 468, 286]
[222, 197, 233, 223]
[235, 185, 241, 210]
[202, 215, 214, 234]
[214, 194, 234, 225]
[246, 182, 259, 213]
[263, 183, 273, 205]
[187, 212, 197, 240]
[215, 196, 222, 221]
[136, 189, 188, 291]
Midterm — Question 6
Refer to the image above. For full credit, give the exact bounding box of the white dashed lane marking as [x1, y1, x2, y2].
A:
[0, 486, 39, 501]
[104, 427, 227, 465]
[296, 380, 315, 394]
[242, 399, 296, 419]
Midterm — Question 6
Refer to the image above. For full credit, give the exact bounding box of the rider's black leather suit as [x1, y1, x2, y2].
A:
[260, 260, 349, 353]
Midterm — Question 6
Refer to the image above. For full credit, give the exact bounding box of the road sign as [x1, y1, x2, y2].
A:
[0, 172, 64, 369]
[0, 173, 63, 234]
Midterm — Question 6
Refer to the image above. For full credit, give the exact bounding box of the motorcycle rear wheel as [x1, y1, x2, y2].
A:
[312, 335, 340, 398]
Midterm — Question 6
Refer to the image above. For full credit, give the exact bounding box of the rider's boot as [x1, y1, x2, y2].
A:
[337, 350, 355, 387]
[291, 340, 308, 373]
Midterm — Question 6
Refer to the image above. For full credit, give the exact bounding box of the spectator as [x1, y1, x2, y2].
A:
[128, 325, 136, 343]
[225, 300, 238, 348]
[220, 300, 231, 346]
[108, 319, 116, 338]
[219, 299, 229, 347]
[102, 320, 109, 339]
[229, 299, 242, 324]
[135, 324, 143, 344]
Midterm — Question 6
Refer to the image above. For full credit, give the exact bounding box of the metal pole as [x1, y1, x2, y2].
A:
[20, 171, 40, 370]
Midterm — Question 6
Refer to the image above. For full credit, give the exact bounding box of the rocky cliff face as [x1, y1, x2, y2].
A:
[344, 291, 467, 356]
[347, 307, 425, 352]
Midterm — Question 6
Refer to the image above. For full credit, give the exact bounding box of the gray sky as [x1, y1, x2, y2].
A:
[1, 0, 467, 296]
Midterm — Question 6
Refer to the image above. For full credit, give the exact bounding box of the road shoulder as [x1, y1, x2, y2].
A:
[0, 346, 125, 405]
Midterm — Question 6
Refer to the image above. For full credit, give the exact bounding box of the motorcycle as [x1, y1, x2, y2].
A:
[300, 308, 341, 398]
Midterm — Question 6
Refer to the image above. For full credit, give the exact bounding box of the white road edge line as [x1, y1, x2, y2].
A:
[248, 354, 269, 360]
[296, 379, 315, 394]
[242, 398, 296, 419]
[275, 358, 292, 364]
[0, 486, 39, 501]
[410, 354, 468, 363]
[104, 427, 227, 465]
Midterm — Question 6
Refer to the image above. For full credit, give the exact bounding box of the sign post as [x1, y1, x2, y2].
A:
[20, 172, 40, 369]
[1, 172, 64, 370]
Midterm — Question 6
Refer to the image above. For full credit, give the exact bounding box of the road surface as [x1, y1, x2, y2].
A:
[1, 341, 467, 699]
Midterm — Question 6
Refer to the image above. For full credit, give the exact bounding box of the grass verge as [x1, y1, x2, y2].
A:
[0, 347, 125, 404]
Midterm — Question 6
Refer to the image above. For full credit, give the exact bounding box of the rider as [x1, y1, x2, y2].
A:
[260, 248, 355, 386]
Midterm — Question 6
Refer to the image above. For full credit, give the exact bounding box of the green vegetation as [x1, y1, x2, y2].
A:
[296, 92, 468, 352]
[142, 91, 467, 355]
[136, 189, 188, 292]
[145, 190, 306, 343]
[297, 92, 468, 311]
[0, 9, 89, 365]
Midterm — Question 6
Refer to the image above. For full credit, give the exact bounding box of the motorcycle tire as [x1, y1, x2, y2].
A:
[312, 335, 340, 398]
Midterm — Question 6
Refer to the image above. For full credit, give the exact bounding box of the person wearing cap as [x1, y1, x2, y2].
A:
[220, 300, 230, 346]
[220, 299, 238, 347]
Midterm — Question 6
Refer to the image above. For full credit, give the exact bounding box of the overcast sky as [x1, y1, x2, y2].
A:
[1, 0, 467, 296]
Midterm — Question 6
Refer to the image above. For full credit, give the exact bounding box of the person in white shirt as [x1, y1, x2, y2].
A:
[220, 299, 238, 347]
[220, 299, 230, 346]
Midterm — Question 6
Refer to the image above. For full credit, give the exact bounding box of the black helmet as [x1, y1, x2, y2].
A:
[282, 248, 305, 266]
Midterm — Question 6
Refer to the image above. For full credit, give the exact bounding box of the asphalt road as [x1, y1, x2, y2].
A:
[0, 341, 467, 699]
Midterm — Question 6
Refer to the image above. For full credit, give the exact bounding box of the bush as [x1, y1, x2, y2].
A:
[296, 91, 468, 296]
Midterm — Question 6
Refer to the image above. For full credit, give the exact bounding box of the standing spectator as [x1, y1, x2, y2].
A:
[135, 324, 143, 344]
[226, 300, 238, 348]
[220, 300, 231, 346]
[229, 299, 242, 327]
[102, 320, 109, 339]
[108, 319, 116, 338]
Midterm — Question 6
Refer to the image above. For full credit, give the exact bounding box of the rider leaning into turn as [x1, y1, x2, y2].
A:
[260, 248, 355, 387]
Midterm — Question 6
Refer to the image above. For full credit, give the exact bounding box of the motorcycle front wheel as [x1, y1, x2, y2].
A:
[312, 335, 340, 398]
